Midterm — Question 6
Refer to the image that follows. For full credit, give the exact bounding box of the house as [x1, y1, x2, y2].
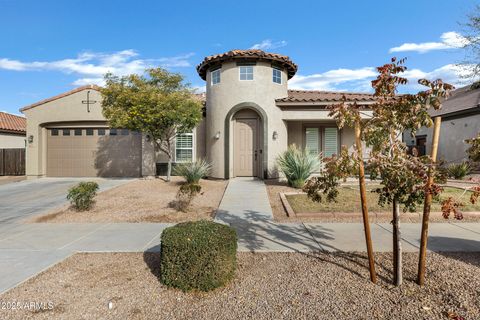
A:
[21, 49, 375, 179]
[0, 111, 26, 148]
[403, 83, 480, 164]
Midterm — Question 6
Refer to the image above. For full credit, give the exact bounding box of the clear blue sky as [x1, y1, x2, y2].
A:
[0, 0, 476, 114]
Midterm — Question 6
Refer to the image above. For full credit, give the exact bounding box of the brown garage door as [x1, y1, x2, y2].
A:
[47, 128, 142, 177]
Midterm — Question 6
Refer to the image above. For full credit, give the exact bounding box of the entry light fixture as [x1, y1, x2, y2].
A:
[272, 131, 278, 140]
[215, 131, 221, 140]
[28, 135, 34, 143]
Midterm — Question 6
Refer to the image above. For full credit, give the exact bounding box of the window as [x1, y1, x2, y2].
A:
[74, 129, 82, 136]
[86, 129, 94, 136]
[121, 129, 129, 135]
[324, 128, 338, 158]
[305, 128, 319, 155]
[176, 132, 194, 162]
[273, 68, 282, 84]
[62, 129, 70, 136]
[239, 66, 254, 80]
[304, 127, 339, 158]
[211, 69, 221, 85]
[109, 129, 117, 136]
[51, 129, 59, 136]
[97, 129, 105, 136]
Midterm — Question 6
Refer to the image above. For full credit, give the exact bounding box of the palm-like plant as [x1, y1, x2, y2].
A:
[173, 159, 212, 184]
[276, 145, 321, 188]
[447, 161, 471, 180]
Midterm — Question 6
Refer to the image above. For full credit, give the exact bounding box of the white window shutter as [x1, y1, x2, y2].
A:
[324, 128, 338, 157]
[305, 128, 319, 155]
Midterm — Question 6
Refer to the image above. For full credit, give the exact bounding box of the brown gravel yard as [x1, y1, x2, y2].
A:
[1, 252, 478, 319]
[30, 177, 227, 223]
[266, 180, 480, 223]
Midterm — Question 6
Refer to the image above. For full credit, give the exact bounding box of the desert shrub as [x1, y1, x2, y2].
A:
[66, 181, 99, 211]
[174, 183, 202, 212]
[276, 144, 321, 188]
[160, 220, 237, 292]
[173, 159, 212, 184]
[447, 162, 471, 180]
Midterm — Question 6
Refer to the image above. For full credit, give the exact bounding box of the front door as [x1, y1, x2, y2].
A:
[234, 118, 257, 176]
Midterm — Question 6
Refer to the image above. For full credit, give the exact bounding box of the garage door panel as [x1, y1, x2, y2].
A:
[47, 128, 141, 177]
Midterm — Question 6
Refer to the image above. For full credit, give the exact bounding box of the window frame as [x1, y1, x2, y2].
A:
[272, 67, 282, 84]
[211, 68, 221, 85]
[175, 131, 195, 163]
[239, 65, 254, 81]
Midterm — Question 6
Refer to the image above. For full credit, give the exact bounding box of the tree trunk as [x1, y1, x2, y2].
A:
[166, 158, 172, 182]
[392, 198, 402, 286]
[354, 120, 377, 283]
[417, 116, 442, 285]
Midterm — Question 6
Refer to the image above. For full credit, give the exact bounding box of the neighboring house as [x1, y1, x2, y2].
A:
[0, 111, 26, 148]
[21, 49, 375, 179]
[403, 83, 480, 164]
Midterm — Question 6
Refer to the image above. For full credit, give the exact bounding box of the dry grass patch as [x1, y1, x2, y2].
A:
[1, 252, 478, 319]
[266, 180, 480, 222]
[30, 177, 227, 223]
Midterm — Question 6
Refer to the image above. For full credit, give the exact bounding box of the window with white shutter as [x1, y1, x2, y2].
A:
[323, 127, 338, 157]
[305, 128, 319, 155]
[175, 132, 194, 162]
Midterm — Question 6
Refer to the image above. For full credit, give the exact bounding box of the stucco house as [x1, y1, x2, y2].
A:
[21, 49, 375, 179]
[0, 111, 26, 148]
[404, 83, 480, 165]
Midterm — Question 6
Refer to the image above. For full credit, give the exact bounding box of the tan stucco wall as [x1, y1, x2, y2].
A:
[22, 89, 156, 177]
[0, 133, 25, 148]
[404, 114, 480, 164]
[205, 61, 289, 178]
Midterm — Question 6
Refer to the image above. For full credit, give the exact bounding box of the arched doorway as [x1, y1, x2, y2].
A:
[233, 109, 262, 177]
[224, 103, 268, 179]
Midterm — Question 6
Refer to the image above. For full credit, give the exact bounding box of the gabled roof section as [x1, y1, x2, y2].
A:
[0, 111, 26, 133]
[20, 85, 101, 113]
[197, 49, 298, 80]
[276, 90, 376, 105]
[429, 83, 480, 118]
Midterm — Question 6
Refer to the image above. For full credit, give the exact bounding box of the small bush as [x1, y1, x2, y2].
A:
[447, 162, 471, 180]
[174, 182, 202, 212]
[160, 220, 237, 292]
[173, 159, 212, 184]
[66, 181, 99, 211]
[276, 144, 321, 188]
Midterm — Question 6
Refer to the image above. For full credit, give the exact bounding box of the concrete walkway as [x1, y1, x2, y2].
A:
[0, 177, 479, 294]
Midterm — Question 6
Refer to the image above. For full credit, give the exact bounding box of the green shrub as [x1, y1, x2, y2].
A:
[66, 181, 99, 211]
[160, 220, 237, 292]
[173, 159, 212, 184]
[276, 144, 321, 188]
[447, 162, 471, 180]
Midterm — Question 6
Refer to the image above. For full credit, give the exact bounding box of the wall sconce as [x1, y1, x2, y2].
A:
[214, 131, 221, 140]
[272, 131, 278, 140]
[28, 135, 34, 143]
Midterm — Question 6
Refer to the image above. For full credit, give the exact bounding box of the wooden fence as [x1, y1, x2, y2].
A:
[0, 148, 25, 176]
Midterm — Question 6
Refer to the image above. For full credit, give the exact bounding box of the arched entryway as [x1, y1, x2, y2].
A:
[224, 103, 268, 179]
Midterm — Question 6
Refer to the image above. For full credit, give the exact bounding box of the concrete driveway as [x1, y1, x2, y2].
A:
[0, 177, 133, 224]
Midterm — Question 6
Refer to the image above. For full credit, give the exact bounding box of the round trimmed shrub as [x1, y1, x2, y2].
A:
[160, 220, 237, 292]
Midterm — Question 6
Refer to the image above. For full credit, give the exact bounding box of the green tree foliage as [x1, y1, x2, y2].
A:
[101, 68, 203, 180]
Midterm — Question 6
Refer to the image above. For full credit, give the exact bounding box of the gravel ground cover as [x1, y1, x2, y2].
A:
[266, 180, 480, 223]
[0, 252, 478, 319]
[30, 177, 227, 223]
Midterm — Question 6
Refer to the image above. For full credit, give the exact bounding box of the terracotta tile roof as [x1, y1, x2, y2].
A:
[276, 90, 376, 104]
[0, 111, 26, 133]
[197, 49, 298, 80]
[20, 85, 101, 112]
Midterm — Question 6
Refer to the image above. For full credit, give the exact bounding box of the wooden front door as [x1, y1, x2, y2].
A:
[234, 118, 257, 176]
